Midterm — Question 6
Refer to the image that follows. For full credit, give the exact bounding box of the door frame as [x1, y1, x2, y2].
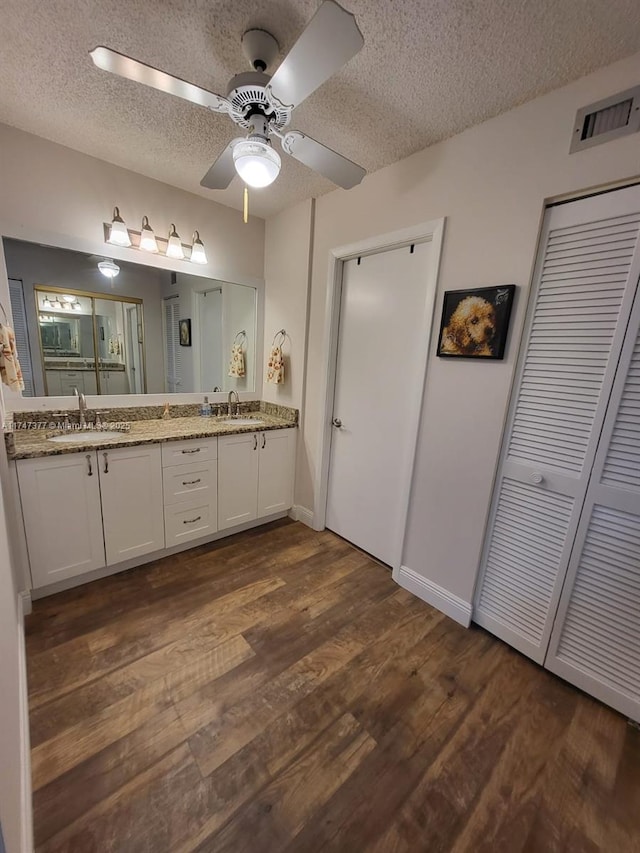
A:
[314, 218, 446, 573]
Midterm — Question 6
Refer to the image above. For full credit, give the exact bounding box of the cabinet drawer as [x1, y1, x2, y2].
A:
[163, 459, 216, 505]
[162, 437, 217, 467]
[164, 498, 217, 546]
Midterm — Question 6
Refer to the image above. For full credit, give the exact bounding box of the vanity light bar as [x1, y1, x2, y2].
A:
[104, 215, 207, 265]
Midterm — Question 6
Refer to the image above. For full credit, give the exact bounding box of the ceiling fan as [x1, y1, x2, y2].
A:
[89, 0, 366, 192]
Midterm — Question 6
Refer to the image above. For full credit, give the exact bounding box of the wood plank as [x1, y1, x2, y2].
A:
[191, 713, 376, 853]
[29, 633, 254, 748]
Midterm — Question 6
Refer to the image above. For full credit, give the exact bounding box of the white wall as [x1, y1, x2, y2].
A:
[3, 239, 166, 394]
[286, 51, 640, 607]
[0, 393, 30, 853]
[0, 122, 265, 411]
[262, 199, 314, 410]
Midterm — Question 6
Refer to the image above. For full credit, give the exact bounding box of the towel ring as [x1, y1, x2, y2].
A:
[233, 330, 247, 346]
[272, 329, 286, 347]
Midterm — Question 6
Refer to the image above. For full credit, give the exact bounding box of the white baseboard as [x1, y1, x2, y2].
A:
[289, 504, 315, 528]
[18, 590, 32, 617]
[17, 598, 33, 853]
[396, 565, 472, 627]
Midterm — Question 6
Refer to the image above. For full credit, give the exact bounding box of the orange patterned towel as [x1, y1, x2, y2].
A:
[266, 345, 284, 384]
[0, 323, 24, 392]
[228, 344, 246, 378]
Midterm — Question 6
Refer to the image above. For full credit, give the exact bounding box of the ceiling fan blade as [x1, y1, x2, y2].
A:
[266, 0, 363, 110]
[200, 139, 244, 190]
[89, 46, 230, 114]
[281, 131, 365, 189]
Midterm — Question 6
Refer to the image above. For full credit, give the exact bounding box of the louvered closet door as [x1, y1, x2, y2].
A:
[474, 184, 640, 663]
[545, 279, 640, 719]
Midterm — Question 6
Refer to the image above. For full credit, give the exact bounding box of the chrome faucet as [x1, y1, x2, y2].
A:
[73, 387, 88, 428]
[227, 390, 239, 418]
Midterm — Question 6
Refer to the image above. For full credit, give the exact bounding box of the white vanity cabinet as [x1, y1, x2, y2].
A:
[161, 437, 218, 546]
[17, 444, 164, 588]
[218, 428, 296, 531]
[17, 451, 106, 587]
[16, 425, 296, 593]
[100, 445, 164, 564]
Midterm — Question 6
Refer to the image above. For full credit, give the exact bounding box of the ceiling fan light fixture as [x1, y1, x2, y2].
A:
[233, 139, 281, 188]
[108, 206, 131, 247]
[190, 231, 207, 264]
[98, 259, 120, 278]
[139, 215, 159, 252]
[166, 224, 184, 259]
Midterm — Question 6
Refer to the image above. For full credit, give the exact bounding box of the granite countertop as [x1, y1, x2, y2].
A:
[6, 413, 296, 460]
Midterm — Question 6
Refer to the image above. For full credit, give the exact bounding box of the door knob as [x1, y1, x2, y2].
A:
[530, 472, 544, 485]
[332, 417, 342, 428]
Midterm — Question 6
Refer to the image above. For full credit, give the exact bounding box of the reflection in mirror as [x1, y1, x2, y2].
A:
[37, 288, 145, 396]
[3, 238, 258, 397]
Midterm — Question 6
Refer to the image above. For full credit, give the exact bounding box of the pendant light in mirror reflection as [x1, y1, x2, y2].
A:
[105, 208, 208, 266]
[98, 259, 120, 278]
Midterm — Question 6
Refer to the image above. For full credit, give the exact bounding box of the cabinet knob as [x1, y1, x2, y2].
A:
[332, 417, 342, 428]
[530, 472, 544, 485]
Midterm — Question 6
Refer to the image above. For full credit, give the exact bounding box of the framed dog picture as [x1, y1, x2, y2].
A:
[437, 285, 516, 360]
[179, 318, 192, 347]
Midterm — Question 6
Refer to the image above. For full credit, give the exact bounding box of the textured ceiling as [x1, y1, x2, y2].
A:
[1, 0, 640, 218]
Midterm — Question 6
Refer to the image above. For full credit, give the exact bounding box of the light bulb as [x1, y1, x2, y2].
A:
[139, 215, 158, 252]
[166, 224, 184, 259]
[190, 231, 207, 264]
[98, 259, 120, 278]
[233, 139, 280, 188]
[108, 206, 131, 247]
[42, 296, 53, 309]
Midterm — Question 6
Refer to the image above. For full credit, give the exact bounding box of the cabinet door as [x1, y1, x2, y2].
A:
[45, 371, 62, 396]
[218, 432, 259, 530]
[59, 371, 84, 396]
[100, 444, 164, 565]
[107, 371, 129, 395]
[17, 452, 105, 588]
[83, 371, 98, 395]
[258, 428, 296, 517]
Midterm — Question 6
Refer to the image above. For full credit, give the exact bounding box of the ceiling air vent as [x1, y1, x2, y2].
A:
[570, 85, 640, 153]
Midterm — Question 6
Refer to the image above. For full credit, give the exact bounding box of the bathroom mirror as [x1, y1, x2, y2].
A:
[3, 237, 258, 397]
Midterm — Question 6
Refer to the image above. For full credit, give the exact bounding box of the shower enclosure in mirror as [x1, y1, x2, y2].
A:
[36, 287, 146, 395]
[3, 238, 258, 397]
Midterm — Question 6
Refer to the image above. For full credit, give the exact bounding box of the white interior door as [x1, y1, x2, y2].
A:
[545, 277, 640, 720]
[326, 242, 431, 566]
[474, 184, 640, 663]
[198, 288, 223, 391]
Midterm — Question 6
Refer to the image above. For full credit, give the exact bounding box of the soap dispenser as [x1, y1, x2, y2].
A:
[200, 395, 212, 417]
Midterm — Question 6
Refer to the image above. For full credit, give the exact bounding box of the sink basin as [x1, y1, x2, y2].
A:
[48, 431, 124, 443]
[219, 418, 266, 426]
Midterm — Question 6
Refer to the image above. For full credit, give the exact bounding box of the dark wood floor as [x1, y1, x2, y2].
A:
[25, 519, 640, 852]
